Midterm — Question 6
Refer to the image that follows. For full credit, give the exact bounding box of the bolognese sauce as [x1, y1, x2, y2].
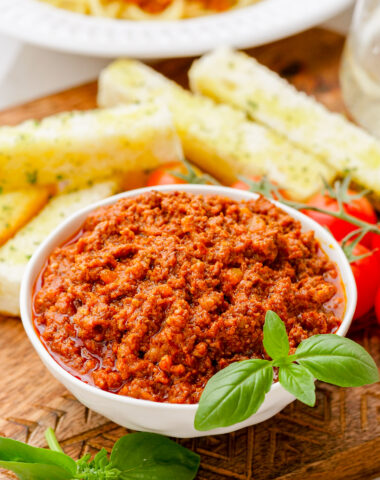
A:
[33, 191, 344, 404]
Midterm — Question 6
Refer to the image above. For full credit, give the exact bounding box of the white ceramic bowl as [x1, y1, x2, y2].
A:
[0, 0, 353, 58]
[20, 185, 356, 438]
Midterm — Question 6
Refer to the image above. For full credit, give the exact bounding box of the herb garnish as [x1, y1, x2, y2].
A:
[0, 429, 200, 480]
[171, 158, 221, 185]
[194, 311, 379, 431]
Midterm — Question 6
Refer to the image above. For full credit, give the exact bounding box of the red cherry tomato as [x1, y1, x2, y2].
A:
[230, 175, 262, 191]
[347, 242, 380, 319]
[375, 286, 380, 325]
[304, 191, 377, 247]
[146, 162, 188, 186]
[370, 231, 380, 265]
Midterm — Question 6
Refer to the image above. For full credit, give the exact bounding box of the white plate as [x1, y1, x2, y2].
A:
[0, 0, 353, 59]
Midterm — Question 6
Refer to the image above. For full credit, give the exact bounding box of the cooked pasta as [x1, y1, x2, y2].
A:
[40, 0, 261, 20]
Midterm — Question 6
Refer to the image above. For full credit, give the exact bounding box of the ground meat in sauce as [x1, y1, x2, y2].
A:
[33, 191, 343, 404]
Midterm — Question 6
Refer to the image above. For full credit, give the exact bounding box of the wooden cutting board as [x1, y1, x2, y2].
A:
[0, 28, 379, 480]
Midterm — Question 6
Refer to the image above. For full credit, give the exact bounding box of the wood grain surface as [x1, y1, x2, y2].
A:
[0, 28, 379, 480]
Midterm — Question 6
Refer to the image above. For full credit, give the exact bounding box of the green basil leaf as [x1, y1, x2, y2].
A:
[278, 363, 316, 406]
[110, 433, 200, 480]
[194, 359, 273, 431]
[0, 461, 73, 480]
[295, 334, 379, 387]
[263, 310, 290, 360]
[0, 437, 76, 474]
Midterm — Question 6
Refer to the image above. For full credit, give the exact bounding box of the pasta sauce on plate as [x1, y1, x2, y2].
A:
[39, 0, 262, 20]
[33, 192, 344, 404]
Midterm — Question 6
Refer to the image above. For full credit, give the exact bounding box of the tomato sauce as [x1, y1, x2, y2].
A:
[33, 192, 344, 404]
[123, 0, 236, 13]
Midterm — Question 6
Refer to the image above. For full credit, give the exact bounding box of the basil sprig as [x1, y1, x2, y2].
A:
[0, 429, 200, 480]
[195, 311, 379, 431]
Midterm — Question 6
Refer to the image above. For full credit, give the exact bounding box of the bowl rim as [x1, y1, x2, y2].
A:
[20, 184, 357, 412]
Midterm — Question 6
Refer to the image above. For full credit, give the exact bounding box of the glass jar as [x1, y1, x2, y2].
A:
[340, 0, 380, 137]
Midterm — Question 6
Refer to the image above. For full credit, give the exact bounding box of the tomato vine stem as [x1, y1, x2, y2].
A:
[45, 427, 64, 453]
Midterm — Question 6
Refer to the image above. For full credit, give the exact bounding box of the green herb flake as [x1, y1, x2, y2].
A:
[26, 170, 38, 185]
[247, 99, 258, 111]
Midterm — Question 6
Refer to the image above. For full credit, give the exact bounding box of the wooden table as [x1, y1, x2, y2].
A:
[0, 28, 379, 480]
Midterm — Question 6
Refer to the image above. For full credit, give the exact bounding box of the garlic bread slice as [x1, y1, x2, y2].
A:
[0, 187, 53, 247]
[98, 59, 335, 201]
[0, 103, 182, 192]
[0, 180, 120, 317]
[189, 48, 380, 196]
